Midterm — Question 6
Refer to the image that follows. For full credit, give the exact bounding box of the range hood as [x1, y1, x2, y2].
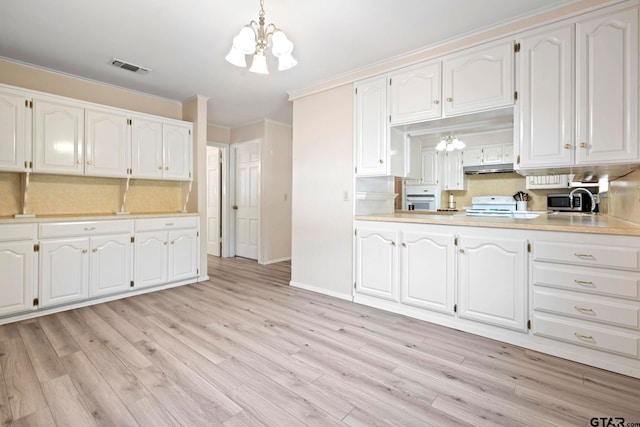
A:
[464, 163, 514, 174]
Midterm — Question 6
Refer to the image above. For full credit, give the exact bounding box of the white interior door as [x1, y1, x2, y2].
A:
[234, 141, 260, 260]
[207, 146, 221, 256]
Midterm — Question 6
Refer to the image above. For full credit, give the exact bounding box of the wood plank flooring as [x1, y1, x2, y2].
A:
[1, 256, 640, 426]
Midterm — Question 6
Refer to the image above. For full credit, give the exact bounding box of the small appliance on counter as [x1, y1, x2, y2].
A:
[547, 192, 593, 212]
[405, 185, 439, 212]
[466, 196, 517, 217]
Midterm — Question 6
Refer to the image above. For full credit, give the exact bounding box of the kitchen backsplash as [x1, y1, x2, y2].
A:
[441, 172, 570, 212]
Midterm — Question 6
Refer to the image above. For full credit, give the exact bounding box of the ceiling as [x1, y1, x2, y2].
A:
[0, 0, 575, 128]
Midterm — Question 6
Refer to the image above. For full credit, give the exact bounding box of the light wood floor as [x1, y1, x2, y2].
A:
[1, 256, 640, 426]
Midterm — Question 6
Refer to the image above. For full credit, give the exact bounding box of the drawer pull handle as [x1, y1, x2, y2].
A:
[574, 253, 595, 259]
[84, 227, 96, 231]
[574, 306, 594, 314]
[574, 332, 594, 341]
[165, 223, 174, 226]
[574, 279, 594, 286]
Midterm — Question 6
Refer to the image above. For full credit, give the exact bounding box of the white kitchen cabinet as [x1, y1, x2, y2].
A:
[355, 226, 398, 301]
[516, 24, 574, 169]
[0, 223, 36, 317]
[576, 8, 639, 165]
[421, 149, 439, 185]
[502, 143, 514, 163]
[89, 234, 132, 297]
[131, 117, 163, 179]
[163, 123, 192, 180]
[389, 61, 442, 125]
[0, 87, 29, 172]
[134, 216, 199, 289]
[39, 238, 90, 307]
[355, 76, 388, 176]
[443, 40, 514, 116]
[442, 150, 465, 191]
[482, 144, 504, 164]
[457, 235, 528, 331]
[400, 230, 455, 314]
[33, 97, 84, 175]
[463, 147, 483, 167]
[85, 109, 131, 178]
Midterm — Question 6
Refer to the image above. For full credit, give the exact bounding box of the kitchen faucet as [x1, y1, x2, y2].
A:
[569, 187, 597, 214]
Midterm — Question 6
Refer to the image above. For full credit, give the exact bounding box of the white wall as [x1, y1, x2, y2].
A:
[291, 84, 354, 300]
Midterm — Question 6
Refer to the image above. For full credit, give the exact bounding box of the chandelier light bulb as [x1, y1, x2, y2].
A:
[249, 53, 269, 74]
[225, 46, 247, 67]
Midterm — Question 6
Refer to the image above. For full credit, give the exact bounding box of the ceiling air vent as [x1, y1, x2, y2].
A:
[111, 58, 151, 74]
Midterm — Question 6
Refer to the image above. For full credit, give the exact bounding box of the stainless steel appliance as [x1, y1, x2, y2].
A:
[405, 185, 439, 211]
[547, 192, 593, 212]
[466, 196, 516, 216]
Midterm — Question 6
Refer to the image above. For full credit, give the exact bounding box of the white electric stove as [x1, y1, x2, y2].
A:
[466, 196, 517, 217]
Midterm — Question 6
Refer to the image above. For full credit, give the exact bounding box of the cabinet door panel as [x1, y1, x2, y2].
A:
[576, 9, 639, 164]
[463, 147, 483, 167]
[163, 124, 192, 180]
[40, 238, 89, 307]
[355, 228, 397, 301]
[86, 109, 130, 178]
[390, 62, 441, 124]
[443, 41, 514, 116]
[90, 234, 132, 297]
[518, 25, 574, 168]
[421, 150, 439, 185]
[458, 236, 527, 331]
[401, 232, 454, 314]
[0, 241, 34, 316]
[355, 76, 388, 176]
[33, 98, 84, 175]
[482, 145, 504, 164]
[168, 229, 198, 281]
[443, 150, 464, 190]
[131, 118, 163, 179]
[0, 89, 27, 172]
[134, 231, 168, 289]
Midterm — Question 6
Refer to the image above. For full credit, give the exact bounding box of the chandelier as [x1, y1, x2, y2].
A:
[225, 0, 297, 74]
[435, 135, 465, 152]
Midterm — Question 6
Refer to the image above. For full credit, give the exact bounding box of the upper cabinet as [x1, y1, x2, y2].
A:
[389, 61, 442, 125]
[0, 84, 193, 181]
[443, 40, 515, 117]
[516, 5, 639, 170]
[85, 108, 131, 178]
[355, 76, 388, 176]
[33, 97, 85, 176]
[0, 87, 29, 172]
[387, 39, 515, 127]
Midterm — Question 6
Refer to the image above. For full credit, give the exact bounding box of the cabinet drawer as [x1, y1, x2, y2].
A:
[135, 216, 198, 232]
[533, 288, 640, 329]
[39, 220, 132, 239]
[533, 313, 640, 359]
[0, 223, 36, 242]
[532, 263, 640, 300]
[533, 241, 640, 271]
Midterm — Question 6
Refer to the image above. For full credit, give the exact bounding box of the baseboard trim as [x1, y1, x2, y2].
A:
[260, 256, 292, 265]
[289, 281, 353, 301]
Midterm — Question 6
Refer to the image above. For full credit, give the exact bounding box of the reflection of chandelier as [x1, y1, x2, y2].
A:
[435, 135, 465, 152]
[225, 0, 297, 74]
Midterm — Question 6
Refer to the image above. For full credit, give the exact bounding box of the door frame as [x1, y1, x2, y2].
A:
[207, 141, 231, 257]
[230, 139, 262, 263]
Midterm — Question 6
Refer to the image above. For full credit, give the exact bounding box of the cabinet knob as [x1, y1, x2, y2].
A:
[459, 249, 465, 254]
[579, 142, 588, 148]
[171, 240, 175, 245]
[92, 248, 97, 253]
[564, 144, 572, 149]
[433, 99, 440, 105]
[164, 241, 168, 245]
[232, 205, 238, 210]
[165, 166, 169, 171]
[82, 249, 88, 254]
[391, 241, 396, 246]
[77, 160, 82, 164]
[158, 166, 163, 170]
[379, 159, 384, 164]
[86, 160, 92, 165]
[446, 97, 453, 102]
[401, 242, 406, 247]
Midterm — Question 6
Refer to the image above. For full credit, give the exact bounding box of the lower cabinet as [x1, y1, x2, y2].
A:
[355, 226, 398, 301]
[134, 217, 199, 289]
[0, 236, 36, 317]
[90, 234, 132, 297]
[457, 235, 528, 331]
[40, 238, 90, 307]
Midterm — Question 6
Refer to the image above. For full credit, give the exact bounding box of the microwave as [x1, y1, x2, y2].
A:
[547, 193, 593, 212]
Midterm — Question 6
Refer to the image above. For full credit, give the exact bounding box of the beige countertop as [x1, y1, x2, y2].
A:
[355, 211, 640, 236]
[0, 212, 199, 224]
